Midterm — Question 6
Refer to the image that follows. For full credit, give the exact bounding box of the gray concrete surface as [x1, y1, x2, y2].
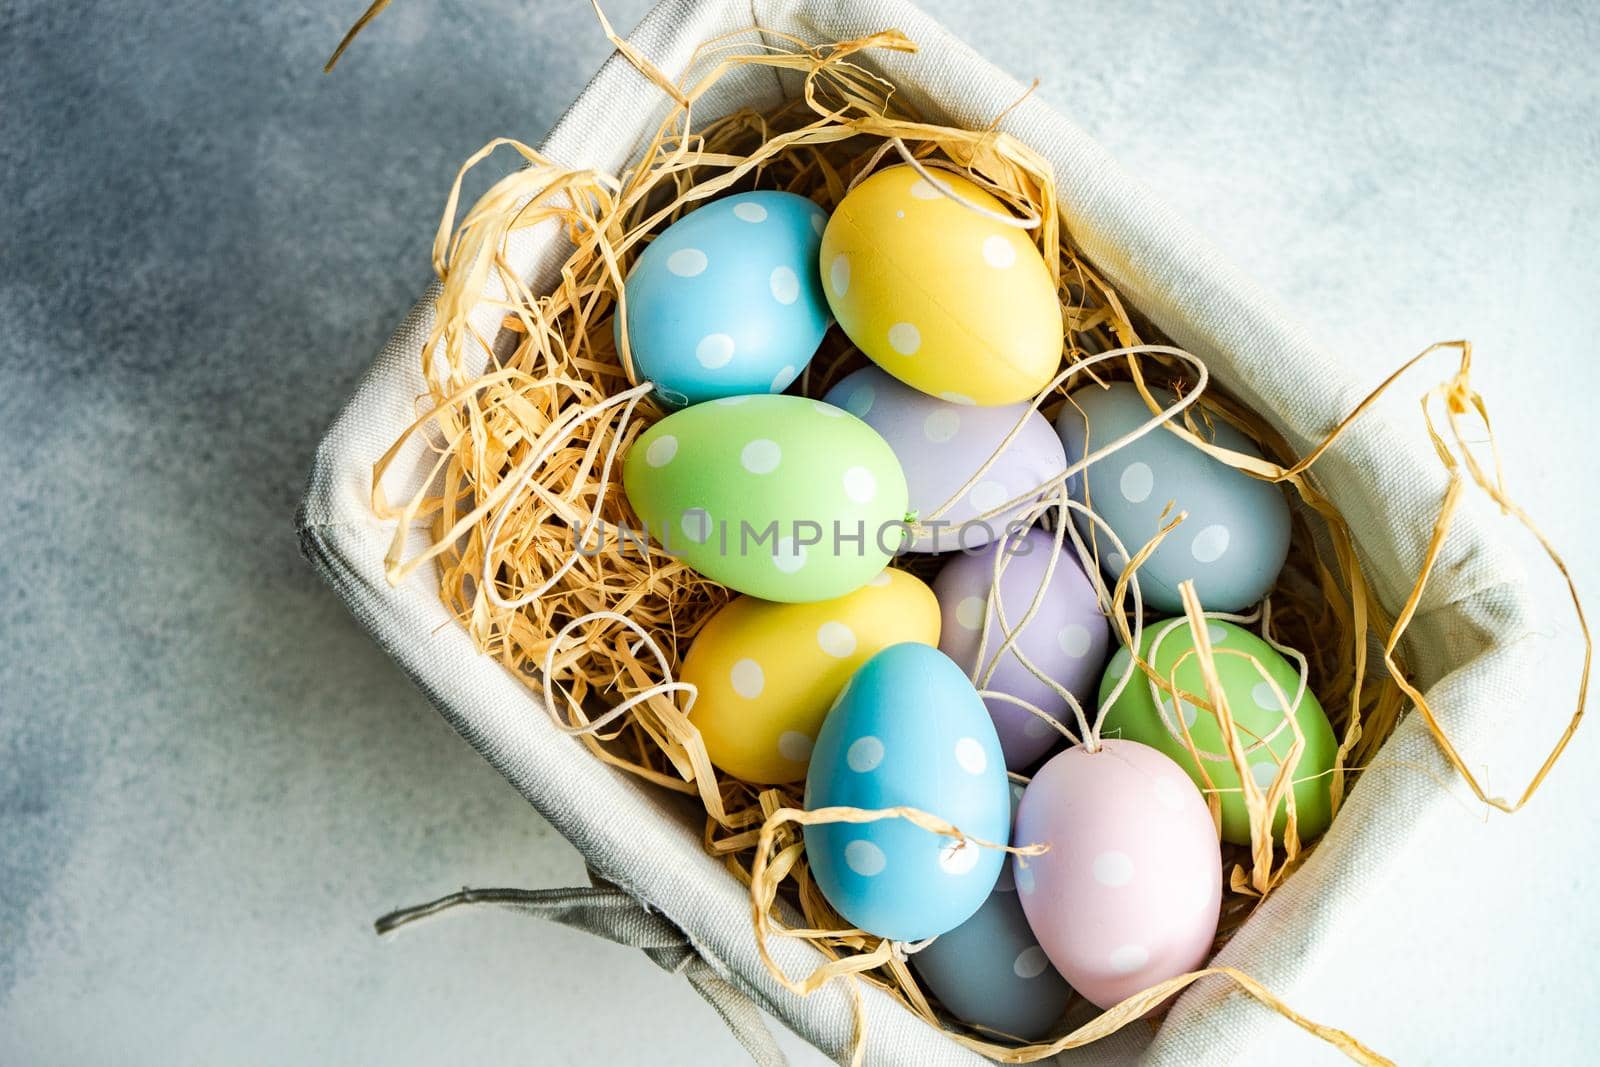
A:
[2, 1, 1597, 1064]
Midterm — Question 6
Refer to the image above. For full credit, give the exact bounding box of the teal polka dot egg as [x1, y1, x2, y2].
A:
[616, 190, 832, 407]
[804, 643, 1011, 941]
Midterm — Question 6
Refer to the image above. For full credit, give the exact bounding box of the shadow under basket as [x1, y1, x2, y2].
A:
[297, 0, 1538, 1062]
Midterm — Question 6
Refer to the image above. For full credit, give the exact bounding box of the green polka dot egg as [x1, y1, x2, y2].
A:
[1096, 618, 1338, 845]
[622, 395, 910, 602]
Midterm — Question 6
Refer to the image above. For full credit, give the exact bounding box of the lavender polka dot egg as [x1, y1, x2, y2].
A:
[804, 643, 1011, 941]
[823, 366, 1066, 553]
[616, 191, 831, 407]
[1013, 739, 1221, 1010]
[912, 783, 1071, 1040]
[934, 527, 1110, 770]
[1055, 382, 1291, 614]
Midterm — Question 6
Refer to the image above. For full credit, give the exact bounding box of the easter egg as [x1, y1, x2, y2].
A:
[805, 643, 1011, 941]
[1055, 382, 1291, 614]
[912, 783, 1071, 1040]
[623, 395, 910, 602]
[934, 527, 1110, 770]
[617, 191, 831, 407]
[683, 569, 940, 784]
[822, 367, 1067, 552]
[1013, 740, 1221, 1010]
[820, 165, 1063, 406]
[1097, 618, 1338, 844]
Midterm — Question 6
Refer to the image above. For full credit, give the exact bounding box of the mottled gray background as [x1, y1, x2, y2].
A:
[3, 1, 1597, 1064]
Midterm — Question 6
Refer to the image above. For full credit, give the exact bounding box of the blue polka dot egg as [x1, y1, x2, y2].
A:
[615, 190, 832, 407]
[804, 642, 1011, 942]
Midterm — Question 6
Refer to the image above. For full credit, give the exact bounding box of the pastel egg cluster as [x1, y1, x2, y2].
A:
[611, 177, 1320, 1040]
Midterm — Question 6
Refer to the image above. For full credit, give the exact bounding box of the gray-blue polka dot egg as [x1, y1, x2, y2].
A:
[615, 191, 831, 407]
[1055, 382, 1290, 614]
[912, 785, 1071, 1040]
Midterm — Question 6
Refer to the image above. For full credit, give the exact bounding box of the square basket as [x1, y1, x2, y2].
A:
[297, 1, 1537, 1061]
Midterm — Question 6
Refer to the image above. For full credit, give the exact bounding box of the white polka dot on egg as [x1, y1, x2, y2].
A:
[1057, 623, 1091, 658]
[1253, 680, 1286, 711]
[680, 508, 713, 544]
[1250, 760, 1282, 789]
[842, 466, 877, 504]
[730, 658, 764, 699]
[1192, 523, 1232, 563]
[1209, 624, 1228, 643]
[940, 392, 976, 405]
[644, 434, 677, 468]
[982, 233, 1017, 269]
[777, 731, 813, 763]
[954, 737, 987, 775]
[829, 254, 850, 296]
[740, 438, 782, 474]
[1016, 864, 1035, 894]
[867, 571, 891, 587]
[922, 409, 960, 443]
[955, 595, 986, 630]
[768, 266, 799, 305]
[772, 537, 807, 574]
[733, 201, 768, 223]
[1119, 461, 1153, 503]
[695, 333, 735, 369]
[845, 383, 874, 417]
[1013, 946, 1049, 979]
[816, 621, 857, 658]
[846, 736, 884, 772]
[845, 839, 886, 876]
[968, 480, 1009, 515]
[1164, 694, 1199, 733]
[1154, 775, 1188, 812]
[887, 322, 921, 355]
[666, 248, 707, 277]
[812, 400, 845, 417]
[938, 837, 981, 875]
[771, 365, 798, 392]
[909, 178, 941, 200]
[810, 213, 826, 236]
[1092, 851, 1135, 887]
[1108, 944, 1149, 975]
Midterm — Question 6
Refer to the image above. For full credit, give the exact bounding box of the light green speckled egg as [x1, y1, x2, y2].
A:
[622, 395, 910, 602]
[1097, 618, 1337, 845]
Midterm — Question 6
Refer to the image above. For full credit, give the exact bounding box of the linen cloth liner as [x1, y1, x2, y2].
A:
[296, 0, 1536, 1061]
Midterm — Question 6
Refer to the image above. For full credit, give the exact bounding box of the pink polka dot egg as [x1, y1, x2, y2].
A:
[1013, 739, 1222, 1010]
[616, 191, 832, 408]
[804, 642, 1012, 941]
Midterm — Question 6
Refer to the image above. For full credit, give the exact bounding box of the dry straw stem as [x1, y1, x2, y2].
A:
[347, 9, 1587, 1064]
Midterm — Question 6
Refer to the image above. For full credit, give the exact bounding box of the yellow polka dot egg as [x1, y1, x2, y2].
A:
[820, 165, 1064, 406]
[683, 569, 941, 784]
